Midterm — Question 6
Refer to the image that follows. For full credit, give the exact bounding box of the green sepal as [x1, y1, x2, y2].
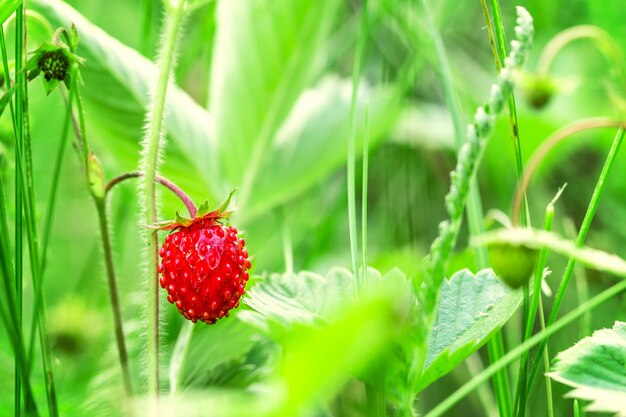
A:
[175, 211, 194, 227]
[206, 188, 237, 218]
[42, 77, 59, 96]
[150, 188, 237, 231]
[196, 200, 211, 218]
[26, 27, 85, 94]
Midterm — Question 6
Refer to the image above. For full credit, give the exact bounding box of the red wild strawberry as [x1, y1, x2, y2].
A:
[157, 192, 250, 324]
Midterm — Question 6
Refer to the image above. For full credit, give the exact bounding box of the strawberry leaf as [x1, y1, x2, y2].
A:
[418, 268, 522, 392]
[548, 321, 626, 414]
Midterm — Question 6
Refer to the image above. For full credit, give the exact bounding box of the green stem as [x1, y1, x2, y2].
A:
[422, 1, 508, 413]
[347, 0, 368, 293]
[514, 190, 559, 416]
[512, 119, 626, 226]
[538, 297, 554, 417]
[94, 198, 133, 396]
[408, 8, 533, 414]
[12, 9, 25, 415]
[16, 3, 59, 414]
[536, 25, 625, 82]
[526, 127, 625, 393]
[73, 77, 89, 171]
[486, 0, 527, 226]
[361, 105, 369, 289]
[0, 24, 28, 417]
[0, 171, 38, 416]
[140, 0, 186, 400]
[482, 4, 531, 416]
[424, 278, 626, 417]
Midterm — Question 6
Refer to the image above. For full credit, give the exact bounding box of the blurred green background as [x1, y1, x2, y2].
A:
[1, 0, 626, 415]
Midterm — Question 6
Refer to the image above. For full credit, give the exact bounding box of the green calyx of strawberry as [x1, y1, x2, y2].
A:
[153, 189, 237, 231]
[26, 25, 84, 95]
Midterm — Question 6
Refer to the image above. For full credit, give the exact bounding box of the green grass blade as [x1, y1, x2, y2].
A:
[14, 5, 59, 415]
[526, 127, 625, 394]
[348, 0, 369, 292]
[424, 278, 626, 417]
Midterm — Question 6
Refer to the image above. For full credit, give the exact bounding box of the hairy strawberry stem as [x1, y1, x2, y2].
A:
[93, 198, 133, 396]
[106, 172, 197, 218]
[139, 0, 187, 401]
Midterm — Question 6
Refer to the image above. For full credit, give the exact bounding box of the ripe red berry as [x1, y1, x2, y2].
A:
[158, 199, 250, 324]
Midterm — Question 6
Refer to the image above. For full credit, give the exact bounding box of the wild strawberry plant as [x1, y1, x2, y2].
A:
[1, 0, 626, 417]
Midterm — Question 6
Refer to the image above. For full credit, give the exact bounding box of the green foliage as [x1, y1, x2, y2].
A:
[0, 0, 20, 25]
[419, 268, 522, 391]
[475, 228, 626, 279]
[3, 0, 626, 416]
[549, 321, 626, 414]
[242, 268, 354, 328]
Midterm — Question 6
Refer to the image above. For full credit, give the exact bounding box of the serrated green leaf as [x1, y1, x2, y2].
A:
[417, 268, 522, 392]
[548, 321, 626, 416]
[210, 0, 342, 186]
[242, 268, 353, 327]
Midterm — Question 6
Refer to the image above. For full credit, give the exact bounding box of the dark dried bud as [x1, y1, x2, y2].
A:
[38, 49, 70, 82]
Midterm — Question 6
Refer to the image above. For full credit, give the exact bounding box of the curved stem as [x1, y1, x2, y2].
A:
[536, 25, 625, 78]
[106, 172, 197, 218]
[512, 119, 626, 225]
[139, 0, 186, 401]
[525, 126, 625, 394]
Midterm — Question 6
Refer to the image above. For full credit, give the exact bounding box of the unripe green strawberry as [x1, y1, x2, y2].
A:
[158, 194, 250, 324]
[488, 242, 537, 288]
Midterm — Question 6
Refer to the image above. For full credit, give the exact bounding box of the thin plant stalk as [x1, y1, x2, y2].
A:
[538, 297, 554, 417]
[361, 105, 369, 286]
[514, 187, 561, 416]
[421, 1, 508, 413]
[347, 0, 369, 293]
[106, 172, 197, 218]
[0, 25, 27, 417]
[405, 9, 533, 415]
[480, 2, 533, 414]
[104, 173, 198, 398]
[15, 4, 59, 415]
[424, 278, 626, 417]
[94, 198, 133, 395]
[139, 0, 187, 399]
[512, 119, 626, 226]
[0, 173, 38, 416]
[526, 127, 625, 393]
